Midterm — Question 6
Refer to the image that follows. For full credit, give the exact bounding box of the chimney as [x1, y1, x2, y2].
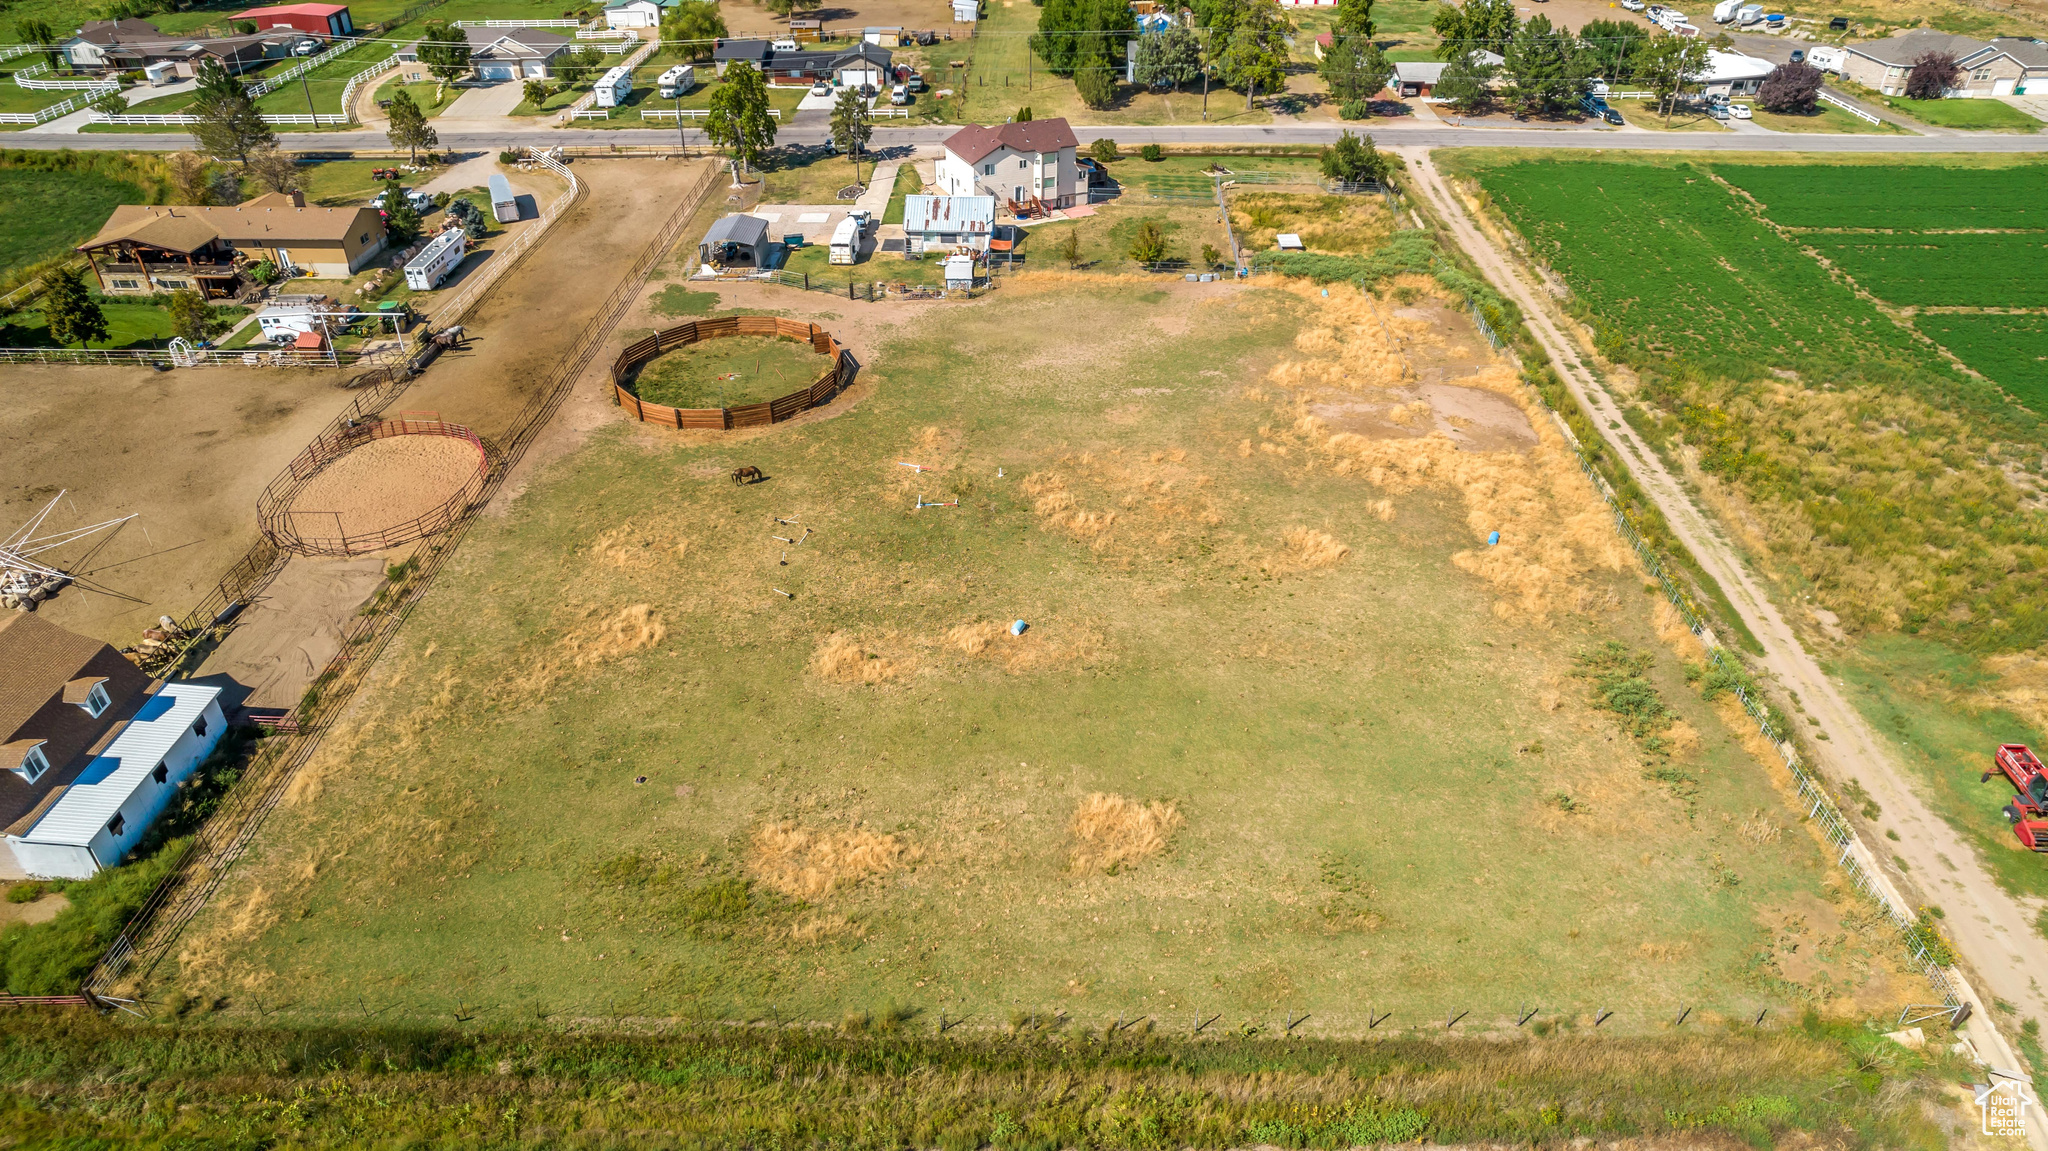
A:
[288, 190, 305, 207]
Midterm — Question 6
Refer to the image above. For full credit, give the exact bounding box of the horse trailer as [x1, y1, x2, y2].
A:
[404, 227, 468, 291]
[489, 172, 519, 223]
[828, 215, 862, 265]
[657, 64, 696, 98]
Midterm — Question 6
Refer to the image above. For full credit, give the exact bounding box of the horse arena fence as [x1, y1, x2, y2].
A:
[255, 416, 491, 556]
[611, 316, 856, 430]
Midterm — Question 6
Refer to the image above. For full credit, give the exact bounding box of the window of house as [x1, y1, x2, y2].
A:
[982, 162, 993, 175]
[193, 716, 208, 738]
[81, 681, 110, 718]
[1017, 158, 1027, 169]
[159, 279, 188, 290]
[107, 813, 125, 838]
[13, 745, 48, 785]
[111, 278, 140, 289]
[153, 763, 168, 785]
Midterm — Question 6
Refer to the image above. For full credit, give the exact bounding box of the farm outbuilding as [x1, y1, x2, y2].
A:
[701, 213, 771, 268]
[903, 194, 995, 254]
[231, 2, 354, 37]
[6, 681, 227, 880]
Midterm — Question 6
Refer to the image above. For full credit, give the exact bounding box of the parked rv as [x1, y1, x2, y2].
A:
[593, 65, 633, 108]
[828, 215, 862, 265]
[1712, 0, 1741, 22]
[404, 228, 468, 291]
[657, 64, 696, 98]
[1807, 45, 1845, 72]
[1736, 4, 1763, 23]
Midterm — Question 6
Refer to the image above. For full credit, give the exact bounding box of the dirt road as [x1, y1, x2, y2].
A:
[1401, 147, 2048, 1142]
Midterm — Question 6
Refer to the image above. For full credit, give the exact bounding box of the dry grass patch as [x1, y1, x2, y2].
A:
[1263, 527, 1351, 574]
[1069, 793, 1184, 875]
[811, 632, 916, 684]
[812, 621, 1108, 683]
[590, 520, 690, 569]
[749, 823, 918, 899]
[1230, 192, 1393, 256]
[565, 604, 667, 668]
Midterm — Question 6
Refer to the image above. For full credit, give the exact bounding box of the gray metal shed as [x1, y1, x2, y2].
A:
[701, 213, 771, 268]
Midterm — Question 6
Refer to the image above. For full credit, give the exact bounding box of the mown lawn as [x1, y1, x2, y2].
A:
[0, 167, 143, 276]
[170, 278, 1888, 1032]
[1882, 94, 2043, 132]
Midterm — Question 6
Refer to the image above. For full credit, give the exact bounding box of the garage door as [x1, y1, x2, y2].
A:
[1995, 78, 2014, 95]
[478, 63, 516, 80]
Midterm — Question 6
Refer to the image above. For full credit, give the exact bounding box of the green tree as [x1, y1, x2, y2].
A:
[1134, 23, 1202, 89]
[1502, 15, 1588, 117]
[553, 45, 604, 85]
[385, 89, 438, 163]
[1074, 42, 1117, 108]
[1014, 105, 1033, 120]
[1334, 0, 1374, 38]
[167, 289, 216, 343]
[14, 19, 56, 68]
[1033, 0, 1134, 77]
[661, 0, 728, 59]
[1213, 0, 1292, 109]
[1058, 227, 1081, 267]
[1090, 136, 1118, 162]
[1431, 0, 1517, 59]
[1127, 218, 1167, 263]
[1636, 34, 1709, 121]
[829, 84, 872, 185]
[381, 178, 423, 244]
[1319, 129, 1388, 184]
[1320, 34, 1393, 105]
[764, 0, 824, 16]
[416, 21, 472, 98]
[1576, 18, 1648, 81]
[38, 267, 106, 348]
[246, 146, 302, 194]
[705, 61, 777, 175]
[189, 60, 274, 165]
[523, 78, 553, 108]
[1435, 49, 1497, 112]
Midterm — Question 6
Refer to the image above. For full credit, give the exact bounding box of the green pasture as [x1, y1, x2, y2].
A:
[0, 166, 142, 275]
[174, 280, 1871, 1031]
[1924, 313, 2048, 412]
[625, 332, 827, 408]
[1715, 162, 2048, 229]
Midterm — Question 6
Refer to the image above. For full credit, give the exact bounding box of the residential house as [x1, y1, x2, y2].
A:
[1839, 29, 2030, 96]
[403, 26, 570, 79]
[903, 194, 996, 254]
[1700, 49, 1774, 97]
[63, 19, 287, 75]
[711, 38, 891, 86]
[0, 612, 213, 881]
[603, 0, 676, 28]
[1392, 60, 1445, 97]
[76, 192, 387, 295]
[232, 2, 355, 38]
[936, 118, 1082, 210]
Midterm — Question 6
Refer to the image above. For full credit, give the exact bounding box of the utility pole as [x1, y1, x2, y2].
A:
[676, 91, 685, 153]
[301, 67, 315, 118]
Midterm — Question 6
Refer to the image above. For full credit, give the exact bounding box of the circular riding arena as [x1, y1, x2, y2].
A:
[612, 316, 855, 431]
[257, 416, 492, 556]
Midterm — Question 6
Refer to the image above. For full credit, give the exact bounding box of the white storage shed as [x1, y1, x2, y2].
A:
[404, 227, 468, 291]
[942, 253, 975, 289]
[594, 65, 634, 108]
[489, 173, 519, 223]
[5, 682, 227, 880]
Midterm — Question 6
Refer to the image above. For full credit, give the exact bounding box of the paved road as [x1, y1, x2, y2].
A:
[14, 121, 2048, 153]
[1402, 147, 2048, 1150]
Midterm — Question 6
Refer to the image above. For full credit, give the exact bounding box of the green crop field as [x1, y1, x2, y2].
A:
[1924, 313, 2048, 410]
[1475, 160, 1931, 378]
[1807, 232, 2048, 308]
[1715, 163, 2048, 229]
[167, 277, 1896, 1033]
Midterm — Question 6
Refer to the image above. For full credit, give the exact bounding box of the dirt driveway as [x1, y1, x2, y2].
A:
[0, 364, 357, 647]
[725, 0, 958, 37]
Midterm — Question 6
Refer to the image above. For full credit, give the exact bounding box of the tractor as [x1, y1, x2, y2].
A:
[1982, 743, 2048, 851]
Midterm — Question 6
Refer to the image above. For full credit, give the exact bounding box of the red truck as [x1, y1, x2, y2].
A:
[1983, 743, 2048, 851]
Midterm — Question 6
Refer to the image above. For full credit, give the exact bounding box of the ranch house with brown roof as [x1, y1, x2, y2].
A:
[76, 193, 388, 297]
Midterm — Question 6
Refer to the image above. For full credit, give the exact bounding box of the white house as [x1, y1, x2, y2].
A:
[6, 681, 227, 880]
[407, 26, 571, 80]
[903, 194, 996, 254]
[1699, 49, 1775, 97]
[603, 0, 666, 28]
[952, 0, 979, 23]
[936, 118, 1082, 210]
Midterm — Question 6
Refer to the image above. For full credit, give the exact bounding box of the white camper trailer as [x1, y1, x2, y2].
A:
[404, 228, 468, 291]
[489, 172, 519, 224]
[593, 65, 633, 108]
[828, 215, 862, 265]
[657, 64, 696, 97]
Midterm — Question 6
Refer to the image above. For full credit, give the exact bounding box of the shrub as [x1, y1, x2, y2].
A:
[4, 882, 48, 904]
[1139, 143, 1162, 161]
[1127, 219, 1167, 263]
[1339, 98, 1370, 120]
[1089, 136, 1117, 163]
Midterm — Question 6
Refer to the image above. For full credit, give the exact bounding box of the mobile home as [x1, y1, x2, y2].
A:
[404, 227, 467, 290]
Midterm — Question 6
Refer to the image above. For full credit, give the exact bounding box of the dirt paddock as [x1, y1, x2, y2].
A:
[285, 433, 486, 542]
[0, 363, 358, 646]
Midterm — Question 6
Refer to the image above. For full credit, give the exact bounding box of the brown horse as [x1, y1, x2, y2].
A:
[732, 465, 764, 486]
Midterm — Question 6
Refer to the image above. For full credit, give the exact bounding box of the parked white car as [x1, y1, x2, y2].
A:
[1729, 102, 1753, 118]
[1621, 0, 1646, 9]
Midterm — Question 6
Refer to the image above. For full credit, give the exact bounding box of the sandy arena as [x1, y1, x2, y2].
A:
[284, 434, 485, 543]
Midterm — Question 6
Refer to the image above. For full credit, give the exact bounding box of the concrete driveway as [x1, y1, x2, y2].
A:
[443, 81, 528, 120]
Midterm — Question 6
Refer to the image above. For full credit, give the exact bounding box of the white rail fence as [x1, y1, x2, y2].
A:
[1818, 88, 1883, 124]
[242, 36, 362, 97]
[639, 106, 780, 121]
[0, 44, 44, 63]
[0, 344, 390, 368]
[12, 61, 116, 90]
[454, 18, 580, 27]
[0, 88, 116, 124]
[338, 53, 402, 120]
[86, 109, 351, 125]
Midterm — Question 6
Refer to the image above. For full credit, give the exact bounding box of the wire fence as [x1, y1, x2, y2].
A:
[82, 154, 723, 1004]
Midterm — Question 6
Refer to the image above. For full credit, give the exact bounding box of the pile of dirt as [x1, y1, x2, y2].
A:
[749, 823, 917, 899]
[1069, 793, 1184, 875]
[288, 434, 484, 539]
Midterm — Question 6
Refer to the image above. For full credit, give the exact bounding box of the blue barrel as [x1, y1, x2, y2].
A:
[1010, 620, 1028, 635]
[1488, 531, 1500, 546]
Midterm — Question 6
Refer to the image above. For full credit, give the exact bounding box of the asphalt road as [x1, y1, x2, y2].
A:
[18, 121, 2048, 153]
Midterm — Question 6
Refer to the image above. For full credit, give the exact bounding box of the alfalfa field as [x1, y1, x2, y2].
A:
[167, 273, 1919, 1032]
